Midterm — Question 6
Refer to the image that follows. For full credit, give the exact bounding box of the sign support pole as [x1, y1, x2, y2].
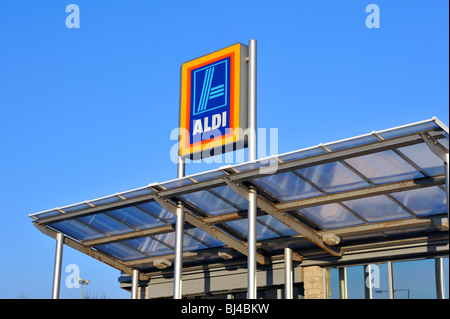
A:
[247, 39, 257, 299]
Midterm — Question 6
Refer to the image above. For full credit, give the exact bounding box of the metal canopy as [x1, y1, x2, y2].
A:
[30, 117, 449, 278]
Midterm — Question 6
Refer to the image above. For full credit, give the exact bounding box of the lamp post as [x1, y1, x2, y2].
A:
[76, 277, 90, 299]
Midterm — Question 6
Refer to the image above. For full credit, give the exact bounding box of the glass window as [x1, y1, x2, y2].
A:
[330, 258, 448, 299]
[369, 264, 390, 299]
[329, 268, 340, 299]
[393, 259, 438, 299]
[346, 265, 365, 299]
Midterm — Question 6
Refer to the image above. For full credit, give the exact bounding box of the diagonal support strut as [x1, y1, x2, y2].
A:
[223, 177, 342, 257]
[152, 194, 271, 265]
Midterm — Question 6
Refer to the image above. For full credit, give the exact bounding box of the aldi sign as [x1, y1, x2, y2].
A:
[179, 43, 248, 159]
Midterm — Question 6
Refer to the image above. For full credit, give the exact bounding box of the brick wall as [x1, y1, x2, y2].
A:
[303, 265, 329, 299]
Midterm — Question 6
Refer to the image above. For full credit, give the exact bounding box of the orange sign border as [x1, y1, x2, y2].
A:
[179, 43, 246, 158]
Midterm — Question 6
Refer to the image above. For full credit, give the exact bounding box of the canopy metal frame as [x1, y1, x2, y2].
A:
[30, 117, 449, 299]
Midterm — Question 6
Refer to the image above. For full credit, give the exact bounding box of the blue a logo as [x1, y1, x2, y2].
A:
[192, 58, 229, 115]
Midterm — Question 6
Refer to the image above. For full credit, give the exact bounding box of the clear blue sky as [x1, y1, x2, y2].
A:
[0, 0, 448, 299]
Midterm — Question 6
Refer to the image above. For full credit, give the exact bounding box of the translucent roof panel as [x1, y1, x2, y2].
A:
[397, 143, 445, 176]
[124, 237, 173, 257]
[77, 213, 134, 236]
[390, 186, 447, 216]
[95, 242, 147, 261]
[119, 187, 154, 199]
[188, 169, 225, 182]
[185, 228, 224, 248]
[297, 203, 365, 229]
[159, 177, 193, 190]
[376, 119, 441, 139]
[324, 135, 379, 152]
[296, 161, 370, 193]
[257, 215, 297, 237]
[278, 146, 326, 162]
[342, 195, 412, 223]
[253, 171, 323, 201]
[225, 219, 279, 240]
[32, 209, 61, 220]
[137, 202, 176, 224]
[89, 195, 121, 207]
[344, 150, 425, 184]
[208, 185, 248, 211]
[50, 219, 104, 241]
[179, 190, 237, 215]
[107, 206, 166, 230]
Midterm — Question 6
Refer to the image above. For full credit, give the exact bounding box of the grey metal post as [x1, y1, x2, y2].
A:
[173, 201, 185, 299]
[435, 257, 445, 299]
[173, 155, 185, 299]
[247, 39, 257, 299]
[364, 264, 373, 299]
[52, 232, 64, 299]
[388, 261, 394, 299]
[284, 248, 293, 299]
[446, 154, 449, 220]
[338, 267, 347, 299]
[248, 39, 257, 162]
[177, 155, 185, 180]
[131, 269, 140, 299]
[248, 187, 257, 299]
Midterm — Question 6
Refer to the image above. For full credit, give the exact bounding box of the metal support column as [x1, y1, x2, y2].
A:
[388, 261, 394, 299]
[284, 248, 293, 299]
[364, 264, 373, 299]
[173, 200, 185, 299]
[247, 39, 257, 300]
[52, 232, 64, 299]
[131, 269, 140, 299]
[248, 187, 257, 299]
[446, 154, 449, 220]
[338, 267, 347, 299]
[435, 257, 445, 299]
